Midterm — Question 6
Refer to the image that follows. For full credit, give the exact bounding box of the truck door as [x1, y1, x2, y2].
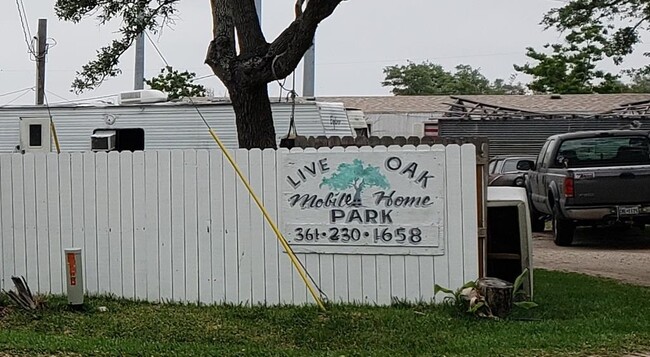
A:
[20, 118, 51, 153]
[530, 140, 552, 211]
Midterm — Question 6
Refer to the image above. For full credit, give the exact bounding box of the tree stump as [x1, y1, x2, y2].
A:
[477, 277, 513, 318]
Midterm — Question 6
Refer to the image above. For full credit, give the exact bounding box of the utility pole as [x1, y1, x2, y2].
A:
[134, 32, 145, 90]
[35, 18, 47, 105]
[302, 43, 315, 97]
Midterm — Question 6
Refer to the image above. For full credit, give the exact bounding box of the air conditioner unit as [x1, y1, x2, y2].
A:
[117, 90, 168, 105]
[91, 130, 116, 152]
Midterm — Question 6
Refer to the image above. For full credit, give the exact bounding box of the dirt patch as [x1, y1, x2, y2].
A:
[533, 226, 650, 286]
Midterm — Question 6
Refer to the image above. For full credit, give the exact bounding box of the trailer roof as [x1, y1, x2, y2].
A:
[0, 97, 339, 110]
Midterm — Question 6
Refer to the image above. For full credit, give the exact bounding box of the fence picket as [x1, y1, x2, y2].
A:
[461, 145, 479, 282]
[145, 151, 161, 301]
[1, 155, 13, 290]
[70, 153, 84, 249]
[276, 148, 293, 304]
[183, 150, 199, 303]
[133, 152, 147, 300]
[157, 151, 173, 301]
[84, 153, 99, 293]
[262, 149, 280, 304]
[0, 158, 3, 291]
[249, 149, 266, 304]
[445, 145, 464, 291]
[11, 155, 26, 279]
[170, 150, 185, 301]
[59, 154, 73, 289]
[120, 152, 135, 299]
[23, 154, 38, 286]
[196, 150, 212, 303]
[107, 153, 122, 296]
[235, 149, 253, 304]
[209, 150, 225, 303]
[35, 154, 50, 293]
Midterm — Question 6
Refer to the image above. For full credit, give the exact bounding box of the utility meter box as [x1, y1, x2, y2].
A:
[486, 187, 534, 299]
[65, 248, 84, 305]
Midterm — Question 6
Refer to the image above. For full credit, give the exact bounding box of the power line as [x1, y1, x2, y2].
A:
[15, 0, 37, 60]
[145, 31, 170, 67]
[45, 90, 71, 102]
[195, 73, 217, 81]
[0, 88, 34, 106]
[0, 87, 34, 98]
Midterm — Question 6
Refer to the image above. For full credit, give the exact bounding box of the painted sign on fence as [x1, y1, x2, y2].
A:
[0, 145, 478, 306]
[281, 149, 446, 255]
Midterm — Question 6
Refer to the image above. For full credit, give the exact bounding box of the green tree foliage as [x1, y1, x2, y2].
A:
[145, 66, 207, 100]
[514, 29, 628, 94]
[542, 0, 649, 67]
[515, 0, 650, 94]
[320, 159, 390, 206]
[625, 69, 650, 93]
[382, 62, 526, 95]
[54, 0, 344, 149]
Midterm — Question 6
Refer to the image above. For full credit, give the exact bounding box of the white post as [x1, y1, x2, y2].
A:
[303, 43, 316, 97]
[65, 248, 84, 306]
[134, 33, 145, 90]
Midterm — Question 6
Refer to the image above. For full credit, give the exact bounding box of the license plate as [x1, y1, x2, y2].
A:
[618, 206, 640, 216]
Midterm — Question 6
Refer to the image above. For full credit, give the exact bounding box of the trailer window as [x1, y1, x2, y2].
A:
[557, 136, 650, 167]
[93, 128, 144, 152]
[29, 124, 42, 147]
[354, 128, 369, 137]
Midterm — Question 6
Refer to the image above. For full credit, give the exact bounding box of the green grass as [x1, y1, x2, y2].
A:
[0, 270, 649, 356]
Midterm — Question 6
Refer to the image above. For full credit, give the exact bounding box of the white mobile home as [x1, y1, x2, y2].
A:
[0, 93, 355, 153]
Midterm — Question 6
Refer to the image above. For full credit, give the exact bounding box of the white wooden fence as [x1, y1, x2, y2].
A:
[0, 145, 478, 305]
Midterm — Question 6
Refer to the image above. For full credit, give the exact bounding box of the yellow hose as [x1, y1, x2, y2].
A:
[208, 129, 326, 311]
[50, 120, 61, 154]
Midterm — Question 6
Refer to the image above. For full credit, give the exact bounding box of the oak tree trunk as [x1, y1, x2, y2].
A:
[229, 84, 277, 149]
[205, 0, 343, 149]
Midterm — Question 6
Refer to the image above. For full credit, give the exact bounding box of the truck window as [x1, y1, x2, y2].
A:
[536, 140, 551, 169]
[557, 136, 650, 168]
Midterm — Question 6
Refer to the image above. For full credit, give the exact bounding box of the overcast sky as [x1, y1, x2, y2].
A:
[0, 1, 647, 105]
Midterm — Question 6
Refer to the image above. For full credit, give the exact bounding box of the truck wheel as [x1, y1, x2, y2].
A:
[553, 207, 575, 246]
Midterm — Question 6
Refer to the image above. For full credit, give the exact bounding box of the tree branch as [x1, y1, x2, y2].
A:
[261, 0, 343, 82]
[229, 0, 268, 57]
[206, 0, 236, 84]
[56, 0, 180, 92]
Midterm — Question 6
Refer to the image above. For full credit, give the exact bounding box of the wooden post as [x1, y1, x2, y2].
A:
[478, 277, 513, 318]
[35, 19, 47, 105]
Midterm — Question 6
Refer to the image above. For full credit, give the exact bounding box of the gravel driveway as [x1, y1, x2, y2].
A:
[533, 226, 650, 286]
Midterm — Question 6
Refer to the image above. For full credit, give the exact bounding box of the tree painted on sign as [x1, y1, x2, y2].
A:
[320, 159, 390, 207]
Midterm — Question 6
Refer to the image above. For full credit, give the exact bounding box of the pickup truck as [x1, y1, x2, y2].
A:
[523, 129, 650, 246]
